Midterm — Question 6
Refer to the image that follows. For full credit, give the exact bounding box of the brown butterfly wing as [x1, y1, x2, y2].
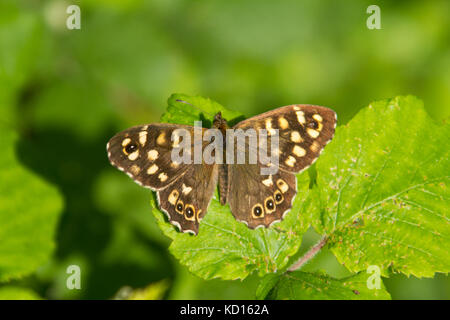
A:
[107, 123, 218, 234]
[224, 104, 336, 228]
[224, 164, 297, 228]
[235, 104, 337, 173]
[156, 164, 218, 234]
[107, 123, 197, 190]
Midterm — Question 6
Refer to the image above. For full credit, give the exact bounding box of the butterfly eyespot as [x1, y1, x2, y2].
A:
[274, 190, 284, 204]
[252, 204, 264, 218]
[175, 200, 184, 214]
[307, 119, 319, 129]
[264, 196, 276, 213]
[185, 205, 196, 221]
[124, 143, 138, 155]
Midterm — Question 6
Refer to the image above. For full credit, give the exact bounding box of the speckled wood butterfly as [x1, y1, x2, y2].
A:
[107, 104, 336, 234]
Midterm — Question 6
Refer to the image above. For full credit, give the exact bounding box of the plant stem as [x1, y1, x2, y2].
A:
[287, 236, 328, 272]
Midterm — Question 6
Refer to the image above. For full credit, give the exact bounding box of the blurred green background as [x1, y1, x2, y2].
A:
[1, 0, 449, 299]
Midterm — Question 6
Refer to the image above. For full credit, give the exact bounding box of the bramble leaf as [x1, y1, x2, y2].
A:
[150, 94, 317, 280]
[310, 96, 449, 277]
[256, 271, 391, 300]
[151, 94, 449, 284]
[160, 93, 243, 126]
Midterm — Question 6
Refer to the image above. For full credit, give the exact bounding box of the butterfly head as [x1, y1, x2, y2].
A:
[213, 112, 228, 131]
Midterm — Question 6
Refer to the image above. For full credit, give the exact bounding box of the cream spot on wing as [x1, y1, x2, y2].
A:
[310, 141, 321, 153]
[147, 164, 158, 175]
[293, 106, 300, 111]
[296, 111, 306, 124]
[147, 149, 159, 161]
[122, 138, 131, 147]
[262, 175, 273, 187]
[181, 183, 192, 195]
[196, 209, 203, 222]
[172, 131, 181, 147]
[278, 117, 289, 129]
[130, 164, 141, 175]
[277, 179, 289, 193]
[265, 118, 277, 136]
[128, 150, 139, 161]
[307, 128, 320, 138]
[317, 122, 323, 132]
[156, 132, 166, 145]
[313, 114, 323, 122]
[168, 190, 179, 205]
[293, 145, 306, 157]
[158, 172, 168, 182]
[171, 161, 180, 168]
[291, 131, 303, 143]
[272, 147, 281, 156]
[285, 155, 296, 167]
[139, 131, 147, 146]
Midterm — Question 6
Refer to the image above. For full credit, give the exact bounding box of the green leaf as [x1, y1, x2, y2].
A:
[0, 286, 41, 300]
[310, 96, 449, 277]
[114, 279, 170, 300]
[0, 2, 63, 283]
[160, 93, 244, 126]
[151, 94, 314, 280]
[0, 124, 63, 282]
[256, 271, 391, 300]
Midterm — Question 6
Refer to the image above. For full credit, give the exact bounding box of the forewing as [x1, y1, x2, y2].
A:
[107, 123, 196, 190]
[233, 104, 337, 173]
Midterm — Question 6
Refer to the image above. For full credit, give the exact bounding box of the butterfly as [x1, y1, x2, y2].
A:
[107, 103, 336, 234]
